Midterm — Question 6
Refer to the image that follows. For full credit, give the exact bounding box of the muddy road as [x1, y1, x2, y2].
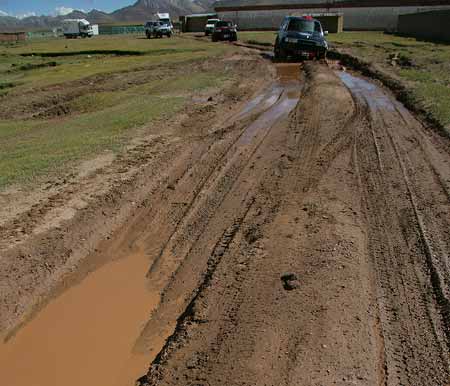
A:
[1, 49, 450, 386]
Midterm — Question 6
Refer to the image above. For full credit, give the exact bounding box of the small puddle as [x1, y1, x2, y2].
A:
[235, 86, 283, 120]
[238, 63, 301, 145]
[338, 71, 396, 112]
[0, 249, 160, 386]
[276, 63, 302, 83]
[239, 96, 299, 145]
[236, 63, 301, 123]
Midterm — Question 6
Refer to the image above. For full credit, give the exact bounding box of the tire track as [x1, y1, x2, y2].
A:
[147, 83, 298, 289]
[340, 71, 450, 386]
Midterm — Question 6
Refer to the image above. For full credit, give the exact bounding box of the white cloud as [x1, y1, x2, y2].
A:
[54, 6, 77, 16]
[0, 10, 9, 16]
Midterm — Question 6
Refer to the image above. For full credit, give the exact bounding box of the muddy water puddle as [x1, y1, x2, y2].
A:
[235, 63, 301, 124]
[275, 62, 302, 83]
[0, 249, 160, 386]
[338, 71, 396, 112]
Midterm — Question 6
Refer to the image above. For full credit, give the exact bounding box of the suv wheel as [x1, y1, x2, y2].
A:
[317, 50, 326, 60]
[274, 46, 287, 61]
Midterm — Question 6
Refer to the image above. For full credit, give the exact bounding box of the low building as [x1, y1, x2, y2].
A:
[0, 32, 26, 42]
[180, 13, 218, 32]
[398, 9, 450, 42]
[291, 12, 344, 32]
[214, 0, 450, 31]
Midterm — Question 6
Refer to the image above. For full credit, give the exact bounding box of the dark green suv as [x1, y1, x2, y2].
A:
[274, 16, 328, 60]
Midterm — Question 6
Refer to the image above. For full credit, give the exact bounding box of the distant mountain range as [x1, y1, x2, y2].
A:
[0, 0, 217, 31]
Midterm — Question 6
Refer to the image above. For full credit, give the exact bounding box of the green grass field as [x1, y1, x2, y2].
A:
[239, 31, 450, 129]
[0, 35, 229, 88]
[0, 35, 237, 188]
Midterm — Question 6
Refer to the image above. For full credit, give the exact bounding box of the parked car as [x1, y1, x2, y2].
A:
[211, 20, 237, 42]
[156, 13, 174, 34]
[274, 16, 328, 60]
[145, 21, 172, 38]
[205, 18, 220, 36]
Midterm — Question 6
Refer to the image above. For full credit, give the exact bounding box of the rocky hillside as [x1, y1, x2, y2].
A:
[0, 0, 216, 31]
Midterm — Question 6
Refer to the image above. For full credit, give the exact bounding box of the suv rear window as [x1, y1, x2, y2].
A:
[216, 21, 232, 27]
[287, 19, 315, 33]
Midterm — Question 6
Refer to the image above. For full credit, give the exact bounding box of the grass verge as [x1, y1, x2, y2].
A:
[0, 35, 236, 188]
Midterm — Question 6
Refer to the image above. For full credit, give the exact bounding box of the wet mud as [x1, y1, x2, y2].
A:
[1, 53, 449, 386]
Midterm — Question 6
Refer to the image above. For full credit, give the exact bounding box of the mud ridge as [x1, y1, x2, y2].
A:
[138, 201, 254, 386]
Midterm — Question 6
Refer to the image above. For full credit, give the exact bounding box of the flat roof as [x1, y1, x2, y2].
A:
[185, 13, 218, 18]
[292, 12, 344, 16]
[215, 0, 450, 11]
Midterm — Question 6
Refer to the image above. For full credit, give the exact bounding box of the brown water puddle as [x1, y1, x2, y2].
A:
[275, 62, 302, 83]
[0, 249, 160, 386]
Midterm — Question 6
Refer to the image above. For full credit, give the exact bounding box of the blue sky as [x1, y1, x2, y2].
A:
[0, 0, 135, 17]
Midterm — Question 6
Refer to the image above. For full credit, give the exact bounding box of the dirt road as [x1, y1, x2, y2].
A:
[1, 49, 449, 386]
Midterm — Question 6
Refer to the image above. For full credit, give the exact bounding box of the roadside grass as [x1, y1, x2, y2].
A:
[239, 30, 450, 129]
[69, 70, 229, 114]
[0, 35, 199, 55]
[0, 95, 185, 187]
[0, 35, 232, 88]
[0, 35, 236, 188]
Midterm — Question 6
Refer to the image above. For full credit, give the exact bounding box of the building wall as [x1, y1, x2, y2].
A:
[398, 10, 450, 41]
[218, 5, 450, 30]
[311, 15, 344, 32]
[186, 16, 211, 32]
[0, 32, 26, 42]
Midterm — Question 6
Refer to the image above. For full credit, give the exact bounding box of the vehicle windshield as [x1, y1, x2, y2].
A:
[216, 21, 231, 27]
[160, 19, 170, 26]
[287, 19, 315, 33]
